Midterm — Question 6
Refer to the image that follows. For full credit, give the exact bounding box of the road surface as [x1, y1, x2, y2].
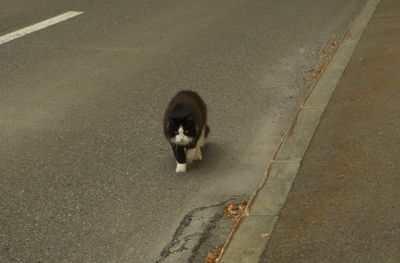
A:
[0, 0, 364, 262]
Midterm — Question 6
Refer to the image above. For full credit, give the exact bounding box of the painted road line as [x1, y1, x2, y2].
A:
[0, 11, 83, 46]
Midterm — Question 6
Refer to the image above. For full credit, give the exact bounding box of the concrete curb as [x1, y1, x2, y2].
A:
[218, 0, 381, 262]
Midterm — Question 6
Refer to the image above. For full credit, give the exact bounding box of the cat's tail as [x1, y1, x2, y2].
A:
[205, 125, 210, 138]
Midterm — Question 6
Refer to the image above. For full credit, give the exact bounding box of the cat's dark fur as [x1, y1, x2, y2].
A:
[163, 90, 209, 173]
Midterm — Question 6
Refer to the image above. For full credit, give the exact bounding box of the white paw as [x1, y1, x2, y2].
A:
[176, 163, 187, 173]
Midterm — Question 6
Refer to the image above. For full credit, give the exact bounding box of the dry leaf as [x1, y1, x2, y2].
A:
[223, 201, 248, 225]
[204, 243, 224, 263]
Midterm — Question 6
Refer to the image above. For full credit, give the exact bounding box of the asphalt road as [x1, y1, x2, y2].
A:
[0, 1, 364, 262]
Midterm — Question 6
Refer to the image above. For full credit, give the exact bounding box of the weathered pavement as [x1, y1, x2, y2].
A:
[221, 0, 400, 262]
[0, 1, 367, 262]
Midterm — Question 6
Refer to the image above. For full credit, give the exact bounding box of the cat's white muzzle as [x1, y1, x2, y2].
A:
[170, 126, 193, 145]
[171, 135, 192, 145]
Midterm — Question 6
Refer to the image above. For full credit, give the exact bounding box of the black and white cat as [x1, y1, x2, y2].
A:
[163, 90, 209, 173]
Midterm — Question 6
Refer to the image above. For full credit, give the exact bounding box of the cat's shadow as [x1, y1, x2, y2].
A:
[186, 141, 224, 173]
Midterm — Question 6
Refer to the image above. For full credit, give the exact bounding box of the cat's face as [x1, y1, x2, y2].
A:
[167, 116, 198, 146]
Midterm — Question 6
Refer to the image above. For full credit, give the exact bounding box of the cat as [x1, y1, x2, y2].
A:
[163, 90, 209, 173]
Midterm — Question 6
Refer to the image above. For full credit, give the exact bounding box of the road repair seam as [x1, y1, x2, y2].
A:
[218, 0, 381, 261]
[0, 11, 83, 46]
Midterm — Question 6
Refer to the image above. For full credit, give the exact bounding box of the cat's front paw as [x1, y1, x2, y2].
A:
[176, 163, 187, 173]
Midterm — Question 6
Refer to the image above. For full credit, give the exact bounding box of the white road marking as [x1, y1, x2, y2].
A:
[0, 11, 83, 46]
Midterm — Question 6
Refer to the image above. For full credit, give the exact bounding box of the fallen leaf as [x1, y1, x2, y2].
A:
[223, 201, 248, 225]
[204, 243, 224, 263]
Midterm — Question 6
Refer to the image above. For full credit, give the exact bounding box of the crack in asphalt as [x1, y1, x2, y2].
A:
[156, 198, 236, 263]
